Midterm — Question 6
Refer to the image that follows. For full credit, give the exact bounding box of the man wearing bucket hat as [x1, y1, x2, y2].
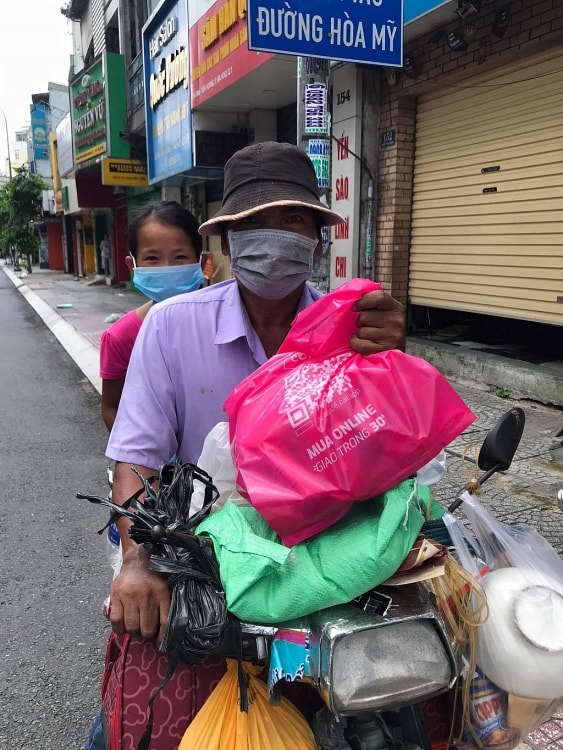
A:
[93, 141, 405, 749]
[197, 141, 403, 356]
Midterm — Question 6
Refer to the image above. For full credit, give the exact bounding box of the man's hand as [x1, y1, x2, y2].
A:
[108, 461, 170, 644]
[109, 544, 171, 644]
[350, 290, 406, 355]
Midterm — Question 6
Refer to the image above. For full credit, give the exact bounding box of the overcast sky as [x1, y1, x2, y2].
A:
[0, 0, 72, 171]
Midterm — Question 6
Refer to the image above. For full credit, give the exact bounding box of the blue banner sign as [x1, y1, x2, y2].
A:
[247, 0, 403, 67]
[31, 104, 49, 160]
[143, 0, 192, 184]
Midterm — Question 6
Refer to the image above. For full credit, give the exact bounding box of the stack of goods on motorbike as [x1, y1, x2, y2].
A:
[80, 280, 563, 750]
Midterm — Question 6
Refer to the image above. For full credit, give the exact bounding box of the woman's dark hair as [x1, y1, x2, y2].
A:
[128, 201, 203, 259]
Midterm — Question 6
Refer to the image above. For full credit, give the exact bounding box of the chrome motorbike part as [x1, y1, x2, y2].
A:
[309, 584, 457, 716]
[240, 623, 276, 662]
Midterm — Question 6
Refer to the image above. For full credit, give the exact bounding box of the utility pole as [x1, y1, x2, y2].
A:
[0, 106, 19, 270]
[296, 57, 331, 292]
[0, 107, 13, 180]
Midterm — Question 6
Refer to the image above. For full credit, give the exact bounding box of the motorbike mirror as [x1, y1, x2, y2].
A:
[477, 407, 525, 472]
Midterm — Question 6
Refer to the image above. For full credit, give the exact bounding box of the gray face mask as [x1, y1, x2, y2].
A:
[227, 229, 318, 300]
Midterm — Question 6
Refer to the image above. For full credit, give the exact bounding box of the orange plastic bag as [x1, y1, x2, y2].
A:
[179, 659, 318, 750]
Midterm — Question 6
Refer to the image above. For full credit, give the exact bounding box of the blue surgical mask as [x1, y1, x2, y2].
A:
[132, 264, 204, 302]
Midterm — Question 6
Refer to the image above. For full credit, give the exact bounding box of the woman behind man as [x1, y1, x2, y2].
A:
[99, 201, 203, 431]
[84, 201, 205, 750]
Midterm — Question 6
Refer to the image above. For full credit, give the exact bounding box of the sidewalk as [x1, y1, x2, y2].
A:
[3, 264, 563, 750]
[3, 266, 144, 395]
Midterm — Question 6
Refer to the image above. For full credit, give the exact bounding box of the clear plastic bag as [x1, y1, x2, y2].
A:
[444, 492, 563, 746]
[416, 449, 447, 486]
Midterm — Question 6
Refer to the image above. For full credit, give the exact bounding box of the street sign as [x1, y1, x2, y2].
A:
[247, 0, 403, 67]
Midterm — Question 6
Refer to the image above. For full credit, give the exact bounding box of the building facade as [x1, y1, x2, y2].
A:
[377, 0, 562, 333]
[57, 0, 562, 333]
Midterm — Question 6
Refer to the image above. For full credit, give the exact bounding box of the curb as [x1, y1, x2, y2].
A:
[2, 266, 102, 395]
[407, 338, 563, 408]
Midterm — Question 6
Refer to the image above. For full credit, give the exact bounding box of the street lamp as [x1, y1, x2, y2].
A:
[0, 107, 19, 270]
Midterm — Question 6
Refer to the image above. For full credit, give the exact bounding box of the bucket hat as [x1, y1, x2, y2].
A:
[198, 141, 344, 236]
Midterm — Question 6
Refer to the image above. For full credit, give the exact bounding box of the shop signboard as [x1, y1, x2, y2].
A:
[247, 0, 403, 67]
[30, 104, 49, 160]
[56, 112, 74, 178]
[330, 65, 361, 289]
[143, 0, 193, 183]
[102, 157, 149, 186]
[69, 52, 129, 168]
[189, 0, 273, 107]
[49, 132, 64, 213]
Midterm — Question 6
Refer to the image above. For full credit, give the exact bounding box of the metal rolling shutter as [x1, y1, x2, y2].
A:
[409, 50, 563, 325]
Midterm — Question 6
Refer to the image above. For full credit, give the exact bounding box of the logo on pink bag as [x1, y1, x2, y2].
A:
[282, 353, 354, 434]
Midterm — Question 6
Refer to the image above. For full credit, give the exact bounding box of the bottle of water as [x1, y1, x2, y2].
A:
[106, 521, 122, 575]
[105, 463, 122, 575]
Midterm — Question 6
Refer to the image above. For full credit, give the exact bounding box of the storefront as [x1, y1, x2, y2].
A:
[409, 49, 562, 327]
[375, 0, 563, 329]
[68, 51, 130, 280]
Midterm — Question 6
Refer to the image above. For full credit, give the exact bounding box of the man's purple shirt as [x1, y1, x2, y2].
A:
[106, 278, 323, 468]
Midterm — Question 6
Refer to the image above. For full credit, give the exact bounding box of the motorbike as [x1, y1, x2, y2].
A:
[233, 407, 526, 750]
[79, 407, 526, 750]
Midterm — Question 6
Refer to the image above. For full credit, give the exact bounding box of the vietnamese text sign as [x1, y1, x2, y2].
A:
[102, 157, 148, 186]
[143, 0, 193, 183]
[70, 58, 107, 165]
[330, 65, 361, 289]
[189, 0, 273, 107]
[248, 0, 403, 67]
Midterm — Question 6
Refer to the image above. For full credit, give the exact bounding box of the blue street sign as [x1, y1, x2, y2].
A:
[247, 0, 403, 67]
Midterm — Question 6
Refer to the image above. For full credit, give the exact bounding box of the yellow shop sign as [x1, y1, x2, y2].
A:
[102, 157, 149, 186]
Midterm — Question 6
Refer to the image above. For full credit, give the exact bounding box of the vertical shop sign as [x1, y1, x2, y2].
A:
[31, 104, 49, 160]
[56, 113, 74, 178]
[143, 0, 193, 183]
[70, 59, 107, 165]
[330, 64, 361, 289]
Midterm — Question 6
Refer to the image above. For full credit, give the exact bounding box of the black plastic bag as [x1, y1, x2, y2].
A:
[78, 462, 245, 749]
[78, 461, 231, 664]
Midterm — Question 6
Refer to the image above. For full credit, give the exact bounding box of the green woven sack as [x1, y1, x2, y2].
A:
[196, 479, 438, 623]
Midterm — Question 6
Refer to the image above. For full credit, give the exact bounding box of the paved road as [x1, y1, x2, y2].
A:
[0, 272, 111, 749]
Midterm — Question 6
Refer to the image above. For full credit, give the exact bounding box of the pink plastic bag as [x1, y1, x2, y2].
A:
[224, 279, 476, 546]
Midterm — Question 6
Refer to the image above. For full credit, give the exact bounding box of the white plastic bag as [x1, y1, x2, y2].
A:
[190, 422, 244, 517]
[445, 493, 563, 746]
